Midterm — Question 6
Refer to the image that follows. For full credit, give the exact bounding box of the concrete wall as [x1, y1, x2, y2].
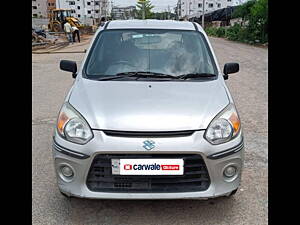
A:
[32, 0, 48, 18]
[47, 0, 56, 18]
[32, 18, 49, 28]
[56, 0, 110, 24]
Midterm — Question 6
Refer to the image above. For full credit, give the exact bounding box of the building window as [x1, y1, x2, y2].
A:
[228, 0, 232, 1]
[32, 6, 37, 9]
[95, 10, 99, 13]
[51, 3, 54, 6]
[218, 3, 221, 7]
[78, 14, 81, 17]
[71, 9, 76, 13]
[48, 3, 51, 6]
[95, 1, 99, 5]
[87, 2, 91, 5]
[69, 1, 75, 5]
[198, 3, 202, 8]
[87, 10, 91, 14]
[77, 6, 80, 9]
[208, 3, 213, 8]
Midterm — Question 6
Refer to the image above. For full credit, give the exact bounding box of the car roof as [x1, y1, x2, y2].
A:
[106, 20, 203, 32]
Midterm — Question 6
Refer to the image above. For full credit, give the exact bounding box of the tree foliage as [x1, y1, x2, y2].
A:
[206, 0, 268, 44]
[136, 0, 154, 19]
[249, 0, 268, 42]
[232, 0, 256, 21]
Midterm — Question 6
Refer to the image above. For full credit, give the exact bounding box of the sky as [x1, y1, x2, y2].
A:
[112, 0, 178, 12]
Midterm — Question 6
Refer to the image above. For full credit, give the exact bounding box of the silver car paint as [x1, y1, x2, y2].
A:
[53, 129, 243, 199]
[53, 20, 244, 199]
[69, 79, 230, 131]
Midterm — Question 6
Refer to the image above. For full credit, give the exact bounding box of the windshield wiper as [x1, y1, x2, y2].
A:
[178, 73, 217, 80]
[97, 72, 179, 81]
[96, 72, 136, 81]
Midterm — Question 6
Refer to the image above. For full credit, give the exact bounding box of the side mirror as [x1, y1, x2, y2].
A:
[223, 63, 239, 80]
[60, 60, 77, 78]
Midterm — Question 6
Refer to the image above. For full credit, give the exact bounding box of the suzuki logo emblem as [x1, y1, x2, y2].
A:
[143, 140, 155, 151]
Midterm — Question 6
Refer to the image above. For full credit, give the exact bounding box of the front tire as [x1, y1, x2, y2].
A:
[53, 23, 62, 32]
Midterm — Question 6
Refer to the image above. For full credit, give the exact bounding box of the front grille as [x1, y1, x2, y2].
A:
[86, 154, 210, 193]
[102, 130, 196, 138]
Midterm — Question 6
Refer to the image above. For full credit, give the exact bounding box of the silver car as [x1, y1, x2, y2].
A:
[53, 20, 244, 199]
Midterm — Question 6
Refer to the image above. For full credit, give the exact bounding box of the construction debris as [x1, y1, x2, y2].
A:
[32, 25, 95, 52]
[32, 32, 57, 44]
[32, 32, 92, 53]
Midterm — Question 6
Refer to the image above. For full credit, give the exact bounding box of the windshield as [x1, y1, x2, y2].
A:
[63, 11, 72, 17]
[85, 29, 217, 78]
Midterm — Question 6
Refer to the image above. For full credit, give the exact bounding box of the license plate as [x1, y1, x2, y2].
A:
[111, 158, 184, 175]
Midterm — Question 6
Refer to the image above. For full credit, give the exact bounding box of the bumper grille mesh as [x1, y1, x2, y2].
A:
[86, 154, 210, 193]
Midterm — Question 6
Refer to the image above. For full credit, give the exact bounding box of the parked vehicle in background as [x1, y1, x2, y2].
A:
[53, 20, 244, 200]
[48, 9, 84, 32]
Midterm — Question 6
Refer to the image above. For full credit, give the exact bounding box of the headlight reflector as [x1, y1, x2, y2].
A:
[57, 103, 93, 144]
[205, 104, 241, 145]
[206, 118, 233, 144]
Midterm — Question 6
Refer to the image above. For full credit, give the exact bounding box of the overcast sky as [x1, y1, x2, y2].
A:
[112, 0, 178, 12]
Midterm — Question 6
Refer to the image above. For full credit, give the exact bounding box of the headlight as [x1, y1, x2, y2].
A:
[204, 104, 241, 145]
[56, 102, 93, 144]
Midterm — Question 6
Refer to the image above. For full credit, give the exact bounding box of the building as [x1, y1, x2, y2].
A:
[56, 0, 111, 25]
[32, 0, 48, 18]
[47, 0, 56, 18]
[111, 6, 136, 20]
[178, 0, 243, 19]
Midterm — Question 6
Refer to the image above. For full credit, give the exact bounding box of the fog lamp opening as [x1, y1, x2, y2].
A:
[223, 165, 237, 178]
[60, 165, 74, 178]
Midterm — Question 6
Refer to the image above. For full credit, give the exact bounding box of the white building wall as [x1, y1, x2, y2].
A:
[56, 0, 110, 24]
[32, 0, 48, 18]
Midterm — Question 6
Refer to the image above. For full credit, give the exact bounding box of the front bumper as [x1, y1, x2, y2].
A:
[52, 129, 244, 199]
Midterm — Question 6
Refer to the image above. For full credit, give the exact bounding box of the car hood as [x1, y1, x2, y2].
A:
[68, 78, 230, 131]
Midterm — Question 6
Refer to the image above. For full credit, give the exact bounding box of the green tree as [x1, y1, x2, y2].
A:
[250, 0, 268, 42]
[136, 0, 154, 19]
[232, 0, 256, 25]
[231, 0, 268, 43]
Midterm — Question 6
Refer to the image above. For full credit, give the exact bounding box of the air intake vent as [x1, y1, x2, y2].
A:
[86, 154, 210, 193]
